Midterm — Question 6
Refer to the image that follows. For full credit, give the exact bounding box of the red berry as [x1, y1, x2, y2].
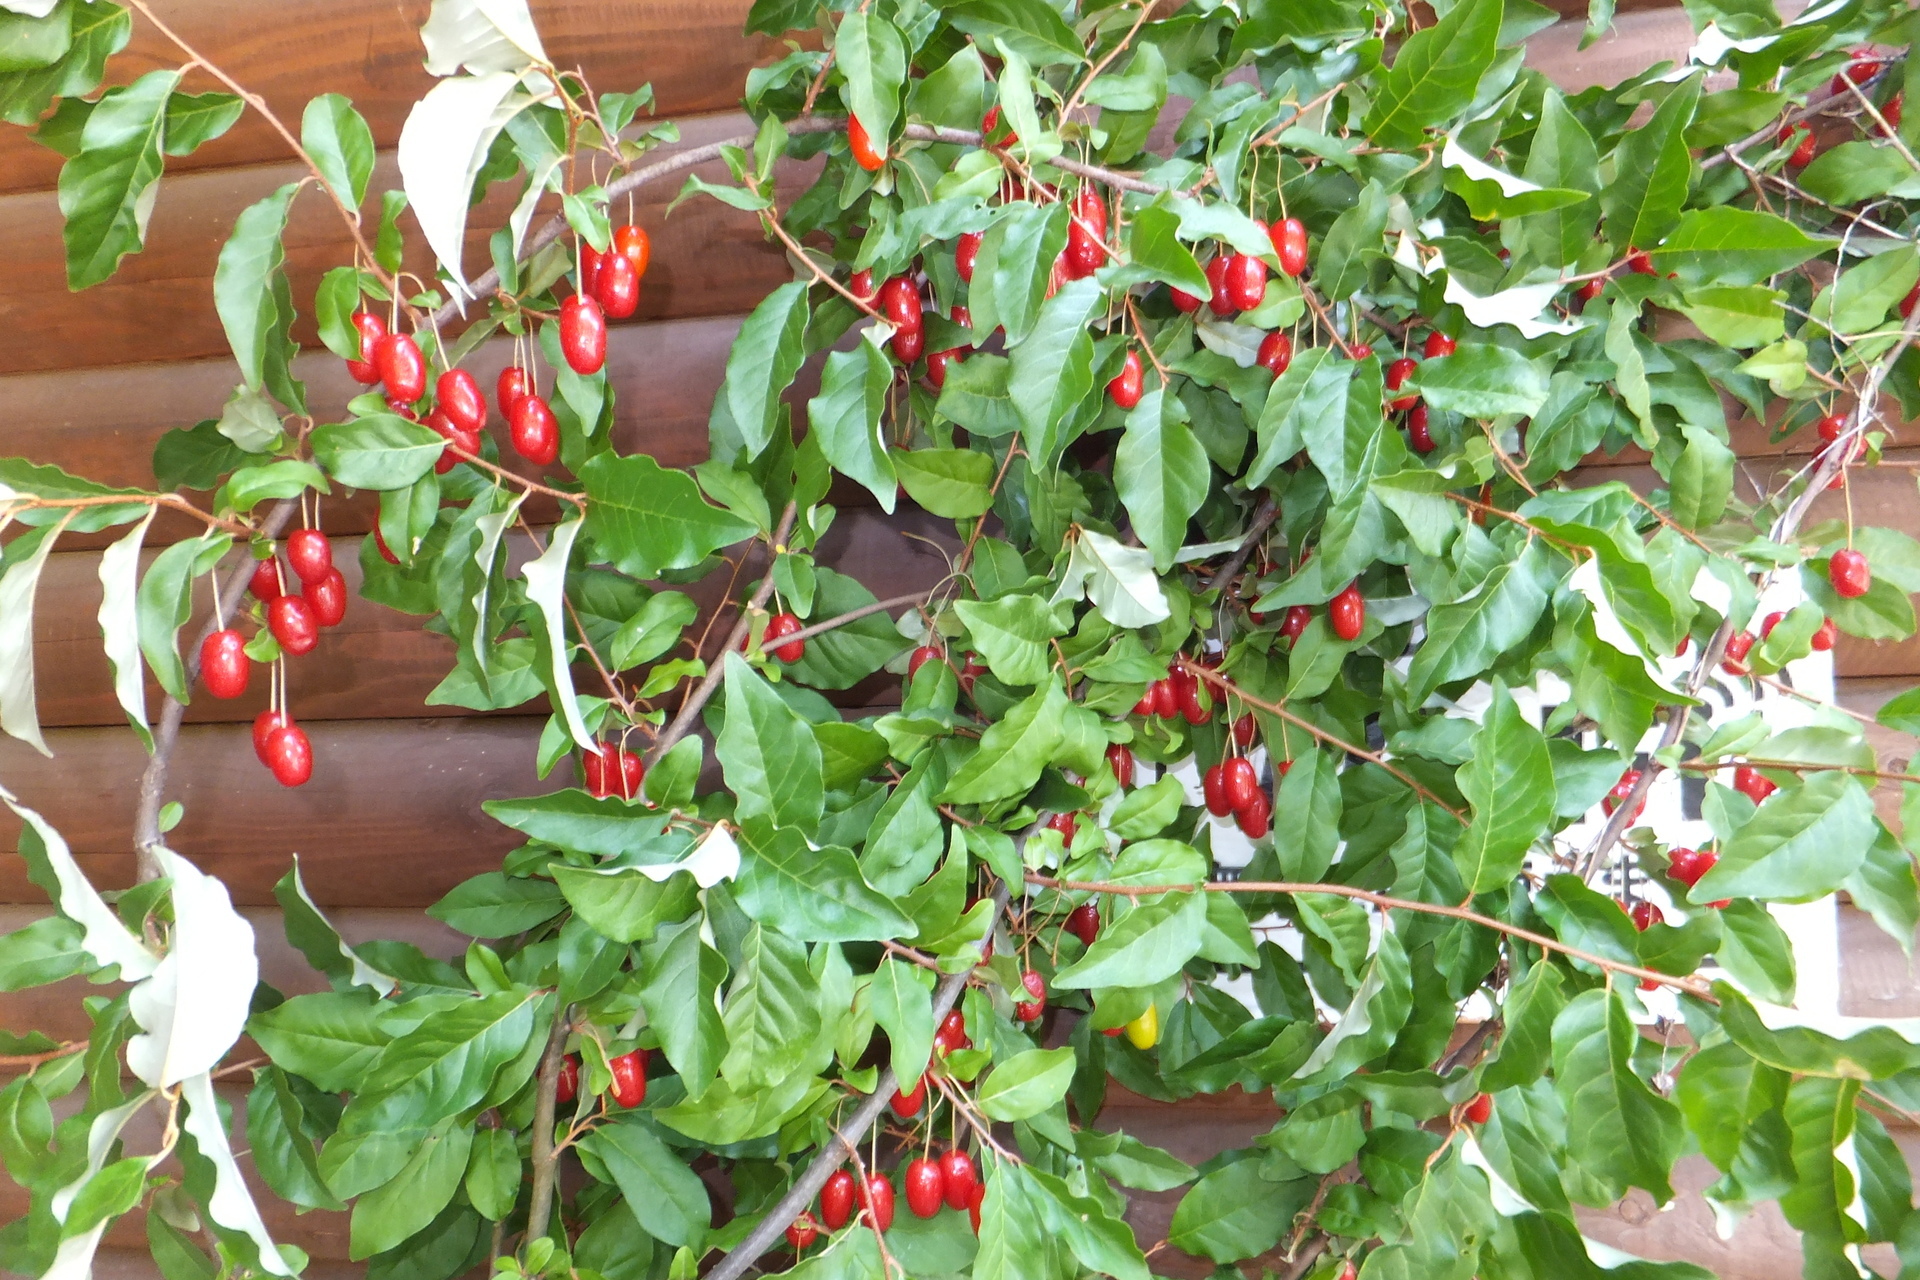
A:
[497, 366, 530, 418]
[878, 276, 923, 334]
[1422, 331, 1456, 359]
[347, 309, 386, 384]
[585, 744, 645, 800]
[1271, 217, 1308, 277]
[1760, 610, 1786, 639]
[1733, 764, 1777, 804]
[1832, 52, 1883, 96]
[252, 708, 291, 764]
[927, 348, 959, 389]
[425, 409, 463, 475]
[613, 225, 650, 281]
[556, 1054, 580, 1104]
[1223, 757, 1259, 812]
[287, 529, 332, 585]
[510, 394, 560, 466]
[1602, 768, 1642, 820]
[436, 369, 487, 433]
[1236, 789, 1271, 838]
[848, 113, 886, 170]
[268, 595, 318, 657]
[1406, 403, 1434, 453]
[907, 646, 942, 679]
[1576, 278, 1605, 303]
[608, 1049, 647, 1107]
[1177, 677, 1211, 725]
[890, 1077, 926, 1118]
[764, 611, 806, 663]
[1721, 630, 1755, 675]
[1203, 763, 1233, 817]
[1045, 812, 1078, 843]
[892, 325, 925, 364]
[967, 1181, 984, 1233]
[1281, 605, 1311, 643]
[1630, 900, 1664, 932]
[1625, 248, 1656, 276]
[939, 1009, 968, 1046]
[1347, 343, 1374, 360]
[264, 723, 313, 788]
[849, 269, 877, 305]
[1883, 92, 1905, 133]
[786, 1216, 819, 1250]
[958, 656, 987, 695]
[1256, 330, 1292, 375]
[1902, 282, 1920, 321]
[305, 568, 348, 629]
[1817, 412, 1847, 443]
[596, 249, 640, 319]
[1108, 350, 1144, 408]
[1233, 713, 1256, 748]
[373, 332, 426, 404]
[579, 242, 605, 297]
[559, 293, 607, 375]
[250, 557, 285, 601]
[1386, 356, 1419, 411]
[1666, 846, 1718, 888]
[1464, 1092, 1493, 1125]
[956, 232, 983, 283]
[1224, 252, 1266, 311]
[1066, 188, 1109, 276]
[1339, 1264, 1359, 1280]
[1782, 124, 1817, 166]
[1812, 616, 1838, 651]
[1205, 255, 1235, 316]
[1150, 678, 1178, 719]
[904, 1157, 945, 1219]
[1106, 743, 1133, 790]
[1831, 548, 1871, 598]
[1169, 284, 1203, 313]
[941, 1151, 978, 1211]
[1065, 903, 1099, 946]
[200, 629, 249, 699]
[821, 1170, 856, 1230]
[859, 1175, 894, 1232]
[1014, 969, 1047, 1022]
[1329, 583, 1365, 641]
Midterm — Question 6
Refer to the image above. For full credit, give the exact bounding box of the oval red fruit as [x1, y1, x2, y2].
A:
[436, 368, 487, 432]
[265, 724, 313, 787]
[1812, 616, 1838, 651]
[1203, 763, 1233, 817]
[941, 1151, 978, 1211]
[596, 249, 640, 319]
[560, 293, 608, 375]
[860, 1175, 895, 1232]
[1205, 255, 1235, 316]
[288, 529, 332, 585]
[1667, 846, 1718, 888]
[967, 1181, 984, 1233]
[269, 595, 319, 656]
[1831, 548, 1871, 598]
[848, 113, 886, 170]
[764, 612, 806, 663]
[1630, 900, 1664, 932]
[608, 1050, 647, 1107]
[1422, 331, 1456, 359]
[821, 1170, 856, 1230]
[1386, 356, 1419, 411]
[1271, 217, 1308, 277]
[1106, 743, 1133, 789]
[890, 1077, 926, 1118]
[613, 224, 651, 280]
[374, 332, 426, 404]
[510, 394, 560, 466]
[1257, 330, 1292, 375]
[1223, 757, 1259, 812]
[1464, 1092, 1493, 1125]
[556, 1054, 580, 1104]
[786, 1216, 819, 1250]
[1721, 630, 1756, 675]
[1014, 969, 1047, 1022]
[907, 646, 942, 679]
[1233, 713, 1256, 748]
[1224, 252, 1266, 311]
[306, 568, 348, 629]
[497, 366, 530, 418]
[1733, 764, 1777, 804]
[253, 709, 291, 764]
[1625, 248, 1656, 276]
[904, 1157, 945, 1219]
[1329, 583, 1365, 641]
[1108, 350, 1144, 408]
[957, 231, 983, 283]
[1407, 403, 1434, 453]
[1169, 285, 1203, 313]
[1281, 605, 1311, 643]
[1066, 903, 1099, 946]
[879, 276, 923, 333]
[1066, 187, 1109, 276]
[1236, 789, 1271, 838]
[250, 557, 285, 601]
[347, 309, 387, 384]
[200, 629, 250, 699]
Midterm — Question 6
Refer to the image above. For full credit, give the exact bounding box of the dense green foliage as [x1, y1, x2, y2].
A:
[8, 0, 1920, 1277]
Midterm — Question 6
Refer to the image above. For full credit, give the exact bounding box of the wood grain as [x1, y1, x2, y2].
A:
[0, 0, 785, 195]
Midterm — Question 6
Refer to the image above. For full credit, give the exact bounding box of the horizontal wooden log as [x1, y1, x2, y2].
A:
[0, 113, 802, 377]
[0, 0, 784, 195]
[22, 505, 958, 729]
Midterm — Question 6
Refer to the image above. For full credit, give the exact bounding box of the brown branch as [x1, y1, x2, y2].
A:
[0, 493, 252, 538]
[1026, 875, 1714, 996]
[704, 884, 1011, 1280]
[1203, 494, 1280, 595]
[643, 503, 797, 769]
[780, 592, 932, 648]
[523, 1003, 576, 1247]
[0, 1041, 84, 1069]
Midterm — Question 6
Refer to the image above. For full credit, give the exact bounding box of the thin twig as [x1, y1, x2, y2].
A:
[0, 1041, 84, 1068]
[1, 493, 252, 538]
[523, 1003, 576, 1247]
[780, 592, 932, 647]
[1203, 495, 1280, 594]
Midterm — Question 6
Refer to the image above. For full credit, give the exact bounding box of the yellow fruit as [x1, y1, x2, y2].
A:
[1123, 1005, 1159, 1049]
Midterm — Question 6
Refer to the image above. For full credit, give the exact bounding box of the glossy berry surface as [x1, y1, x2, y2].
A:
[904, 1158, 945, 1219]
[1812, 616, 1839, 650]
[956, 231, 982, 283]
[1601, 769, 1644, 823]
[347, 309, 386, 383]
[890, 1077, 926, 1118]
[941, 1151, 978, 1210]
[1065, 903, 1099, 946]
[1385, 356, 1418, 410]
[1204, 255, 1234, 316]
[1257, 330, 1292, 375]
[859, 1175, 894, 1232]
[1222, 757, 1260, 812]
[613, 224, 651, 280]
[848, 112, 886, 169]
[1065, 187, 1108, 275]
[306, 568, 348, 628]
[555, 1054, 579, 1104]
[1406, 403, 1434, 453]
[510, 394, 560, 465]
[1281, 605, 1311, 643]
[820, 1170, 856, 1230]
[1271, 217, 1308, 277]
[1666, 846, 1718, 887]
[200, 629, 249, 699]
[436, 368, 487, 432]
[786, 1217, 819, 1250]
[1236, 789, 1272, 838]
[1831, 548, 1871, 598]
[1630, 900, 1664, 932]
[497, 366, 531, 417]
[373, 332, 426, 403]
[1464, 1093, 1493, 1125]
[288, 529, 332, 584]
[1422, 331, 1456, 359]
[252, 709, 291, 764]
[269, 595, 319, 656]
[764, 611, 806, 663]
[608, 1050, 647, 1107]
[264, 724, 313, 787]
[596, 249, 640, 319]
[1329, 583, 1365, 641]
[1014, 969, 1047, 1022]
[1720, 630, 1755, 674]
[1202, 763, 1232, 817]
[1106, 743, 1133, 789]
[1733, 764, 1777, 803]
[1107, 350, 1144, 408]
[250, 557, 285, 601]
[907, 646, 942, 679]
[560, 293, 607, 375]
[1223, 252, 1266, 310]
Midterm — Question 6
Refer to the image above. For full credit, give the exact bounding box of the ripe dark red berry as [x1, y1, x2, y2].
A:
[1347, 343, 1374, 360]
[1203, 255, 1235, 316]
[967, 1182, 984, 1234]
[436, 368, 487, 433]
[200, 629, 249, 699]
[1812, 617, 1838, 650]
[1224, 252, 1266, 311]
[1630, 900, 1664, 932]
[1832, 51, 1883, 96]
[1721, 630, 1755, 675]
[1223, 757, 1260, 812]
[1065, 187, 1109, 276]
[765, 612, 806, 662]
[1281, 605, 1311, 643]
[1667, 846, 1718, 888]
[1014, 968, 1047, 1021]
[556, 1054, 580, 1104]
[821, 1170, 856, 1230]
[1602, 769, 1645, 824]
[1065, 903, 1099, 946]
[892, 325, 925, 364]
[373, 332, 426, 403]
[510, 394, 560, 466]
[1169, 284, 1203, 313]
[1831, 548, 1871, 598]
[1177, 675, 1211, 725]
[560, 293, 607, 375]
[264, 723, 313, 787]
[269, 595, 318, 656]
[1046, 811, 1078, 843]
[584, 744, 645, 800]
[250, 557, 284, 601]
[859, 1175, 895, 1232]
[941, 1151, 978, 1211]
[306, 568, 348, 629]
[347, 309, 386, 384]
[1422, 331, 1456, 359]
[786, 1216, 819, 1250]
[904, 1157, 945, 1219]
[497, 366, 530, 418]
[1464, 1093, 1493, 1125]
[1733, 764, 1777, 804]
[1270, 217, 1307, 277]
[1760, 610, 1786, 639]
[1406, 403, 1434, 453]
[1108, 350, 1144, 408]
[1386, 356, 1419, 411]
[608, 1050, 647, 1107]
[253, 708, 291, 764]
[890, 1077, 926, 1118]
[956, 231, 982, 283]
[613, 224, 650, 281]
[1106, 743, 1133, 789]
[1236, 789, 1271, 838]
[1782, 124, 1816, 166]
[1150, 678, 1178, 719]
[1817, 412, 1847, 443]
[1233, 714, 1256, 748]
[1624, 248, 1656, 276]
[580, 242, 605, 298]
[878, 276, 923, 334]
[1329, 583, 1365, 641]
[1576, 278, 1604, 303]
[907, 646, 942, 679]
[596, 249, 640, 319]
[1203, 764, 1232, 817]
[288, 529, 332, 585]
[1257, 330, 1292, 375]
[848, 113, 886, 170]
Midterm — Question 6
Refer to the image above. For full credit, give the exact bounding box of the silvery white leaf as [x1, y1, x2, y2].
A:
[1053, 530, 1170, 628]
[523, 516, 593, 751]
[0, 516, 66, 755]
[637, 825, 741, 887]
[1195, 316, 1266, 368]
[49, 1092, 154, 1223]
[181, 1072, 295, 1274]
[420, 0, 546, 76]
[98, 508, 156, 751]
[1441, 135, 1543, 196]
[398, 72, 534, 304]
[0, 0, 59, 16]
[0, 785, 156, 979]
[1442, 274, 1585, 339]
[126, 846, 259, 1087]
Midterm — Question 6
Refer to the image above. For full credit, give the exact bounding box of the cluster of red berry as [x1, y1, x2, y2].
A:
[1131, 659, 1215, 725]
[1718, 591, 1850, 676]
[1202, 754, 1272, 838]
[1270, 580, 1367, 646]
[581, 740, 646, 801]
[554, 1047, 647, 1108]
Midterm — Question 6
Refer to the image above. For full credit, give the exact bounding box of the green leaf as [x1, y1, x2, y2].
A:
[735, 821, 911, 942]
[834, 10, 906, 144]
[1676, 285, 1787, 349]
[867, 957, 934, 1088]
[552, 865, 699, 944]
[219, 459, 329, 513]
[348, 1119, 470, 1259]
[0, 1, 129, 129]
[1811, 244, 1918, 337]
[1169, 1158, 1309, 1263]
[247, 1067, 344, 1212]
[970, 201, 1068, 346]
[718, 651, 825, 830]
[0, 3, 71, 73]
[161, 89, 241, 156]
[1716, 899, 1796, 1004]
[893, 446, 994, 517]
[1123, 202, 1208, 296]
[1248, 346, 1345, 487]
[301, 93, 373, 210]
[1405, 539, 1553, 703]
[1407, 343, 1550, 418]
[720, 923, 820, 1089]
[1599, 74, 1699, 252]
[1551, 988, 1684, 1203]
[942, 0, 1083, 66]
[977, 1047, 1076, 1121]
[939, 677, 1068, 804]
[57, 68, 177, 289]
[481, 791, 674, 857]
[1313, 179, 1388, 302]
[464, 1126, 519, 1221]
[721, 281, 810, 460]
[582, 1119, 712, 1248]
[427, 871, 565, 937]
[1667, 422, 1735, 529]
[1051, 890, 1206, 989]
[1363, 0, 1502, 148]
[1799, 139, 1920, 206]
[808, 340, 897, 512]
[640, 917, 727, 1098]
[136, 531, 228, 704]
[1115, 386, 1209, 572]
[1692, 771, 1876, 903]
[1010, 277, 1100, 468]
[581, 453, 758, 579]
[248, 991, 391, 1093]
[936, 353, 1023, 438]
[1453, 683, 1555, 893]
[0, 915, 87, 991]
[1648, 208, 1832, 286]
[310, 414, 445, 490]
[953, 593, 1063, 686]
[338, 989, 540, 1135]
[1515, 89, 1601, 268]
[1272, 748, 1342, 881]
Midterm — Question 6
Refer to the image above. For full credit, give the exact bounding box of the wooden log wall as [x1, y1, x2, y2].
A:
[0, 4, 1912, 1279]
